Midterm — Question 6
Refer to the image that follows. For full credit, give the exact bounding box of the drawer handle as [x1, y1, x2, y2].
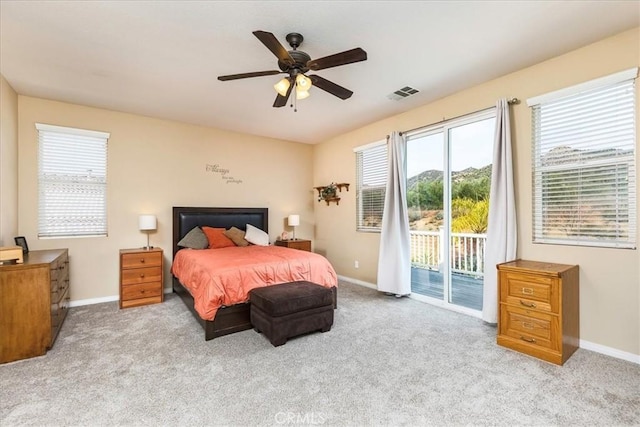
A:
[520, 300, 536, 308]
[140, 258, 146, 263]
[140, 274, 145, 278]
[521, 287, 533, 295]
[522, 322, 535, 329]
[520, 336, 536, 344]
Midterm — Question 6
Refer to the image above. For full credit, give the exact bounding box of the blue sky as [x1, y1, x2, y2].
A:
[406, 117, 495, 179]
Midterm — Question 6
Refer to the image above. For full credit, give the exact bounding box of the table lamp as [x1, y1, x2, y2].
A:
[287, 214, 300, 240]
[139, 214, 157, 250]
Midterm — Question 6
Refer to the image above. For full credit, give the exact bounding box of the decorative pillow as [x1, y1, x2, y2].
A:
[177, 226, 209, 249]
[201, 226, 236, 249]
[224, 226, 250, 247]
[245, 224, 269, 246]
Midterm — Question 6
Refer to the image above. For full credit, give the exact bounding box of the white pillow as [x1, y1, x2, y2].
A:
[245, 224, 269, 246]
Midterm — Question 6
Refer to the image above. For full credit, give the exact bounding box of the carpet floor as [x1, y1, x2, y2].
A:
[1, 280, 638, 426]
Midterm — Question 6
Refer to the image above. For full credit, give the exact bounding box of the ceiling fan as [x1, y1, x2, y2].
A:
[217, 31, 367, 109]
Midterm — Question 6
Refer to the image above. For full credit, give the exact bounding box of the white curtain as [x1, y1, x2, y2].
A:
[377, 131, 411, 296]
[482, 99, 517, 323]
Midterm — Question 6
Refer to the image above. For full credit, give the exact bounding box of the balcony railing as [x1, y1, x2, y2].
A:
[410, 229, 487, 278]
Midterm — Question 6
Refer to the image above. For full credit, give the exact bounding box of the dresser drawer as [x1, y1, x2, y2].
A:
[121, 251, 162, 269]
[51, 288, 70, 330]
[122, 282, 162, 300]
[500, 270, 558, 313]
[500, 305, 559, 351]
[121, 266, 162, 285]
[51, 276, 69, 304]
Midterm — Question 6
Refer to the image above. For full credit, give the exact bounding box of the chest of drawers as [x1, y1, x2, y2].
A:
[119, 248, 163, 308]
[497, 260, 579, 365]
[0, 249, 69, 364]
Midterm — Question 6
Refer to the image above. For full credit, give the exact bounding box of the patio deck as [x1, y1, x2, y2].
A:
[411, 266, 483, 311]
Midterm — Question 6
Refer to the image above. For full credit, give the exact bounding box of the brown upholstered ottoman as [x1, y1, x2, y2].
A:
[249, 281, 334, 347]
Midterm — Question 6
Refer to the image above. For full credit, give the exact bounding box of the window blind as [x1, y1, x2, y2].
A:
[37, 123, 109, 238]
[530, 76, 636, 248]
[355, 142, 387, 231]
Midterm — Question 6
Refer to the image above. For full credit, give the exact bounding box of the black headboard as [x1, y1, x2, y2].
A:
[172, 207, 269, 257]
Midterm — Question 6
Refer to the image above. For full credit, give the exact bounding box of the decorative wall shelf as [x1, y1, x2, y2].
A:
[314, 183, 349, 205]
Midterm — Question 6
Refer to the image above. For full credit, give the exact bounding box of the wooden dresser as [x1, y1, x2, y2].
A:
[497, 259, 579, 365]
[274, 239, 311, 252]
[119, 248, 163, 308]
[0, 249, 70, 364]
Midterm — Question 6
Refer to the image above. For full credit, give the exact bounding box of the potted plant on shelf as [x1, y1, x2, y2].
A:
[318, 183, 338, 202]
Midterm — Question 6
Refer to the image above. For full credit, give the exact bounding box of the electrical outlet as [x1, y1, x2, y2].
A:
[354, 260, 359, 269]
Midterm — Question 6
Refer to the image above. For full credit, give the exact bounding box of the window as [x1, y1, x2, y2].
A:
[37, 123, 109, 238]
[528, 68, 637, 248]
[354, 140, 387, 231]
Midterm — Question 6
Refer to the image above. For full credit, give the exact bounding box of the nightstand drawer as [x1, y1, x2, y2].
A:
[121, 266, 162, 285]
[500, 305, 558, 351]
[122, 282, 162, 300]
[500, 271, 557, 313]
[288, 241, 310, 251]
[121, 251, 162, 269]
[274, 239, 311, 252]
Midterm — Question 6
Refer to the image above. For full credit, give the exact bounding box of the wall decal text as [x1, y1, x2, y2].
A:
[205, 163, 243, 184]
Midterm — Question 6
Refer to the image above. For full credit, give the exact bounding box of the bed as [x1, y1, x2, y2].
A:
[171, 206, 338, 341]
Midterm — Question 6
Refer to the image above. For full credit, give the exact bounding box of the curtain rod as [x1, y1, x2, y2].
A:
[396, 97, 520, 137]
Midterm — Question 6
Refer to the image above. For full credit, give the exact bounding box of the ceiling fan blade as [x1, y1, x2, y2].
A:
[253, 30, 294, 65]
[309, 75, 353, 100]
[307, 47, 367, 71]
[273, 77, 293, 108]
[218, 70, 282, 81]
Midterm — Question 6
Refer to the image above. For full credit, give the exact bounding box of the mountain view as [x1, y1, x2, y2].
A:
[407, 165, 492, 232]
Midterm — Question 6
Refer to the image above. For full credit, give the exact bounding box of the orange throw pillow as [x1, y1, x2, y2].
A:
[201, 226, 236, 249]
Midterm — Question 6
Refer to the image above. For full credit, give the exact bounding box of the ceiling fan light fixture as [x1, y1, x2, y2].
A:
[296, 90, 310, 100]
[218, 31, 367, 109]
[274, 78, 290, 96]
[295, 74, 312, 91]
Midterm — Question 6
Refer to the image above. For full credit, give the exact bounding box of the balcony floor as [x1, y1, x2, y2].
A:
[411, 266, 483, 311]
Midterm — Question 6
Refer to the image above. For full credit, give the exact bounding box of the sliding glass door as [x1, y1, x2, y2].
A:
[407, 111, 495, 314]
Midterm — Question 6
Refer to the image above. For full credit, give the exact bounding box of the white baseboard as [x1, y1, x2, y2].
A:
[338, 274, 639, 365]
[579, 339, 640, 365]
[68, 288, 174, 308]
[68, 295, 119, 308]
[337, 275, 377, 290]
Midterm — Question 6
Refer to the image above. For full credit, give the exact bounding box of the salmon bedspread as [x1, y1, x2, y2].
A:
[171, 245, 338, 321]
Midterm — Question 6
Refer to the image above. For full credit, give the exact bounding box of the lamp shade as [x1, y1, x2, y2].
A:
[138, 215, 157, 231]
[295, 74, 312, 91]
[274, 78, 291, 96]
[295, 90, 310, 100]
[287, 215, 300, 227]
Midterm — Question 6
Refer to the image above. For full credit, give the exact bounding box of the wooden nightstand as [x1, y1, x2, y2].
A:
[497, 259, 579, 365]
[119, 248, 163, 309]
[274, 239, 311, 252]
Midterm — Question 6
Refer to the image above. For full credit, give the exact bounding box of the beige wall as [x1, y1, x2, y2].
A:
[0, 75, 19, 246]
[313, 28, 640, 356]
[18, 96, 314, 301]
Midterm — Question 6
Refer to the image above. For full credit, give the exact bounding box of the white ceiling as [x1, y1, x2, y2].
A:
[1, 1, 638, 144]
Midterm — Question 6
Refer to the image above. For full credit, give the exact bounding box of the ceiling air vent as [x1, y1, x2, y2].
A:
[387, 86, 419, 101]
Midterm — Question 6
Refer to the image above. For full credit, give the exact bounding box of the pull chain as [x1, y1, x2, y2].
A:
[291, 80, 298, 112]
